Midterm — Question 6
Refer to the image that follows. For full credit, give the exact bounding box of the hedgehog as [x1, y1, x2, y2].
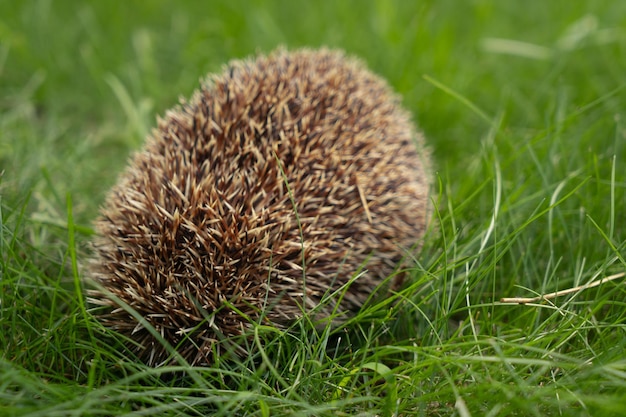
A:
[88, 47, 431, 366]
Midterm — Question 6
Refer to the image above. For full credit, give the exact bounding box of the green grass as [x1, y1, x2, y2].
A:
[2, 0, 626, 415]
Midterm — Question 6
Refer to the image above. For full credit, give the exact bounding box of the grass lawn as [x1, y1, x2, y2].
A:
[2, 0, 626, 415]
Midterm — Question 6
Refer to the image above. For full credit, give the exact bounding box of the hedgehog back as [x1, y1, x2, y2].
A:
[89, 48, 430, 366]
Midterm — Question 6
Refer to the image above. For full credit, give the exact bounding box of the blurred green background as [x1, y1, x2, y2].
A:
[3, 0, 624, 225]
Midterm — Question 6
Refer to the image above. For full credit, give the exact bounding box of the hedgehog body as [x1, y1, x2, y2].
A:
[90, 48, 430, 366]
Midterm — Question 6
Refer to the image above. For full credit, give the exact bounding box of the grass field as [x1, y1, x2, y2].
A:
[2, 1, 626, 415]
